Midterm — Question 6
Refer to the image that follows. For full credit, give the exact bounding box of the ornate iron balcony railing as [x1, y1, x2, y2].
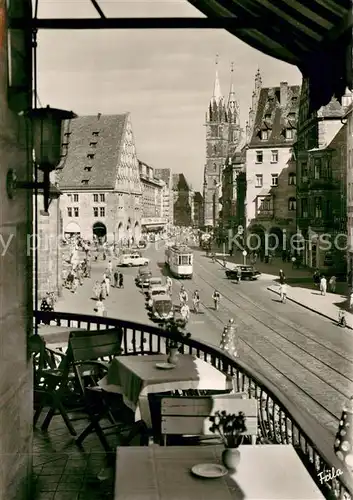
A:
[33, 310, 353, 500]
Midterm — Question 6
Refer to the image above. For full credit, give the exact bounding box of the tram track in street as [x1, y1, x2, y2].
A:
[168, 257, 351, 428]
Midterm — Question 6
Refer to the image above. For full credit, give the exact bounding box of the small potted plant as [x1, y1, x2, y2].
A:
[164, 318, 191, 364]
[209, 410, 247, 470]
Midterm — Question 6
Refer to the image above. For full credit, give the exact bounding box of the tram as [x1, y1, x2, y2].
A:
[165, 245, 193, 279]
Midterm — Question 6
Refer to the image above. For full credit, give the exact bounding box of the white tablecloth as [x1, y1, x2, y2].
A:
[115, 445, 325, 499]
[99, 354, 227, 427]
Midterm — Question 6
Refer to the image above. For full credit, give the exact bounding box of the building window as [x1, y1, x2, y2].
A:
[90, 141, 97, 147]
[100, 207, 105, 217]
[301, 162, 308, 181]
[87, 153, 94, 159]
[67, 194, 72, 201]
[255, 174, 263, 188]
[256, 151, 263, 163]
[213, 145, 217, 154]
[327, 157, 332, 178]
[82, 180, 89, 185]
[84, 166, 92, 171]
[261, 130, 269, 140]
[213, 179, 217, 186]
[271, 150, 278, 163]
[285, 128, 294, 140]
[314, 158, 322, 179]
[288, 197, 296, 211]
[100, 194, 105, 202]
[288, 173, 296, 185]
[315, 197, 322, 218]
[213, 163, 217, 171]
[93, 207, 98, 217]
[301, 198, 308, 218]
[92, 131, 99, 137]
[271, 174, 279, 187]
[73, 207, 79, 217]
[73, 194, 79, 202]
[67, 207, 72, 217]
[326, 199, 332, 217]
[93, 194, 98, 202]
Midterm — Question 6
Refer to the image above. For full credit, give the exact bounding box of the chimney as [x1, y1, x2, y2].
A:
[97, 112, 101, 120]
[280, 82, 288, 107]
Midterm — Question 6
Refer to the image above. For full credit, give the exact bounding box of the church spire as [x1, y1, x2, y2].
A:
[212, 54, 223, 103]
[227, 62, 239, 124]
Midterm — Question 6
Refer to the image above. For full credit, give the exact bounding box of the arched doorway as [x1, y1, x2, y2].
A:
[247, 225, 265, 254]
[268, 227, 284, 256]
[92, 222, 107, 243]
[134, 221, 140, 243]
[65, 221, 81, 238]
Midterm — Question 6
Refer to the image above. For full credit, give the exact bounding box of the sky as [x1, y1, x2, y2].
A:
[37, 0, 302, 191]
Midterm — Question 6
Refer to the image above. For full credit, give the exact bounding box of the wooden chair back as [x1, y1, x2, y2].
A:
[68, 328, 123, 362]
[161, 394, 258, 446]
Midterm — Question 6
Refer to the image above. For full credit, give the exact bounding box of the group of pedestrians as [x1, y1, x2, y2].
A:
[93, 261, 125, 317]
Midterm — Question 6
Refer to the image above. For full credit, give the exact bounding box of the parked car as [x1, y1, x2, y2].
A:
[119, 252, 149, 267]
[150, 294, 174, 321]
[147, 285, 169, 308]
[135, 269, 152, 287]
[225, 265, 261, 280]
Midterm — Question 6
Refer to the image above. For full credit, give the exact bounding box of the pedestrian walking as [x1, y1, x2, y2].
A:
[291, 256, 296, 268]
[95, 295, 105, 317]
[279, 269, 285, 284]
[280, 282, 288, 303]
[236, 266, 242, 284]
[105, 274, 110, 296]
[101, 280, 107, 299]
[108, 260, 113, 276]
[119, 273, 124, 289]
[72, 276, 79, 294]
[93, 281, 101, 299]
[313, 269, 320, 287]
[320, 275, 327, 296]
[329, 275, 337, 293]
[349, 291, 353, 310]
[113, 269, 119, 288]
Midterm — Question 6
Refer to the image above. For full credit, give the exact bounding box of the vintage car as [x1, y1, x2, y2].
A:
[135, 268, 152, 287]
[145, 277, 163, 295]
[225, 265, 261, 281]
[119, 252, 149, 267]
[146, 285, 169, 308]
[150, 294, 174, 321]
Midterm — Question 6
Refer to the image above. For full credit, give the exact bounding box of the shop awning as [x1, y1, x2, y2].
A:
[188, 0, 352, 111]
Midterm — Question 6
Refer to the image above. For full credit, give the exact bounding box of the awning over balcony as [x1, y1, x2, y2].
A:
[188, 0, 352, 111]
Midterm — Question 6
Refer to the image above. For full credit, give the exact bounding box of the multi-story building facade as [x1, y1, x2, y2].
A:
[296, 79, 351, 269]
[346, 102, 353, 282]
[221, 151, 245, 233]
[154, 167, 174, 225]
[139, 160, 166, 233]
[58, 113, 142, 245]
[203, 64, 242, 228]
[245, 78, 301, 253]
[193, 191, 204, 228]
[173, 173, 193, 227]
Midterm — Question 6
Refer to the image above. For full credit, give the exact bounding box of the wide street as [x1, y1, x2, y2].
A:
[55, 242, 353, 437]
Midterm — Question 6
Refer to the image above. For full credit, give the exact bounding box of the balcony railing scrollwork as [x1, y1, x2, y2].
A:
[33, 310, 353, 500]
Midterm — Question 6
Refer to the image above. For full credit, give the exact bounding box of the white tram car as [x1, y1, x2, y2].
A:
[165, 245, 193, 279]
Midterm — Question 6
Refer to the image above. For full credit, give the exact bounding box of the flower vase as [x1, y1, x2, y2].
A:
[222, 448, 240, 471]
[167, 348, 179, 365]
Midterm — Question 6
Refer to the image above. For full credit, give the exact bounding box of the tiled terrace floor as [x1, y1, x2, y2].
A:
[32, 413, 119, 500]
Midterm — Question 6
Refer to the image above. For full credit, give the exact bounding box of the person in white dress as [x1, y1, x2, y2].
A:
[320, 276, 327, 296]
[96, 297, 105, 316]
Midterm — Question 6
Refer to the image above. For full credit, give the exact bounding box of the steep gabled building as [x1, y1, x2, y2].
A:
[154, 168, 174, 225]
[57, 113, 142, 244]
[245, 77, 301, 253]
[203, 62, 242, 228]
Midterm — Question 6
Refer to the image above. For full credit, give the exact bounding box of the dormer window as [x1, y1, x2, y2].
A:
[84, 166, 92, 171]
[92, 131, 99, 137]
[64, 132, 71, 137]
[82, 180, 89, 185]
[90, 141, 97, 147]
[87, 153, 95, 159]
[285, 129, 294, 140]
[261, 130, 269, 140]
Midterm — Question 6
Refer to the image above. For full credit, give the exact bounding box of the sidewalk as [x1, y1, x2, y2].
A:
[267, 284, 353, 329]
[213, 254, 353, 329]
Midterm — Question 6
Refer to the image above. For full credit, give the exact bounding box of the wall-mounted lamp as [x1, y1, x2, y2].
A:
[6, 105, 77, 213]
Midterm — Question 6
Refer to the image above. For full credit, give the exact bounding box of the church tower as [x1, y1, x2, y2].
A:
[203, 59, 241, 228]
[203, 58, 228, 228]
